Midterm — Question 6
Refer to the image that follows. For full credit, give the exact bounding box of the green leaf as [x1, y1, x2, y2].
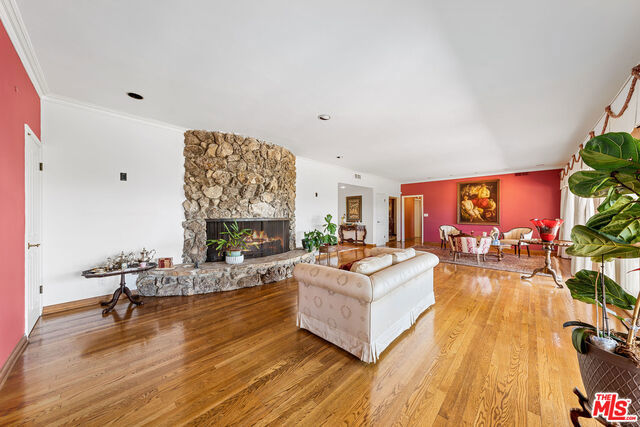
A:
[565, 269, 636, 310]
[563, 320, 596, 329]
[568, 170, 617, 197]
[612, 172, 640, 196]
[600, 211, 640, 244]
[585, 196, 640, 231]
[566, 225, 640, 261]
[598, 187, 624, 212]
[571, 328, 591, 354]
[586, 196, 636, 230]
[580, 132, 640, 172]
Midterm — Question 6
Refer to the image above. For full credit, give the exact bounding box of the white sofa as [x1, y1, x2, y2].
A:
[293, 247, 439, 363]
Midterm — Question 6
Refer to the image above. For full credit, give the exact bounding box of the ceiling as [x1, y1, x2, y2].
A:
[14, 0, 640, 182]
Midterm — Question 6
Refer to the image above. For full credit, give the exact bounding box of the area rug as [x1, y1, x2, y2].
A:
[413, 245, 562, 276]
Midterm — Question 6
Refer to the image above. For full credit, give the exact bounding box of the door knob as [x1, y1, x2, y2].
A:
[28, 242, 40, 249]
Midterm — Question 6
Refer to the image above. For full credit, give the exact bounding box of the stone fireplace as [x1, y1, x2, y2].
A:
[206, 218, 290, 262]
[135, 130, 312, 298]
[181, 130, 296, 263]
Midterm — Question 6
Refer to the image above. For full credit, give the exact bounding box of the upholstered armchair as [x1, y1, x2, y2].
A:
[500, 227, 533, 257]
[454, 236, 492, 264]
[439, 225, 461, 249]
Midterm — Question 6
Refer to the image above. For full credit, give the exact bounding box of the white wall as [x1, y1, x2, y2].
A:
[42, 98, 185, 306]
[296, 156, 401, 247]
[337, 183, 374, 244]
[40, 104, 400, 305]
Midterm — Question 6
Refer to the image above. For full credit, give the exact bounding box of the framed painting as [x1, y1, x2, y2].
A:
[346, 196, 362, 222]
[456, 180, 500, 225]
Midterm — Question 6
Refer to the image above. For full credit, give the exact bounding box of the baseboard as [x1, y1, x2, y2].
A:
[42, 294, 110, 316]
[0, 335, 28, 391]
[42, 290, 142, 316]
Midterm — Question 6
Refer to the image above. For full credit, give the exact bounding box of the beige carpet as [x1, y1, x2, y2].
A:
[413, 245, 562, 277]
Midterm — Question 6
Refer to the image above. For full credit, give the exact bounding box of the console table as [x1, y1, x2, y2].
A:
[339, 224, 366, 245]
[82, 263, 156, 314]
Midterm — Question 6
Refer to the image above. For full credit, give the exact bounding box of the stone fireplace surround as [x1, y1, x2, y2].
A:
[182, 130, 296, 264]
[136, 130, 308, 297]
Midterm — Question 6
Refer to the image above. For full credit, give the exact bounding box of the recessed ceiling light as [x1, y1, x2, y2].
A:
[127, 92, 144, 100]
[318, 114, 331, 121]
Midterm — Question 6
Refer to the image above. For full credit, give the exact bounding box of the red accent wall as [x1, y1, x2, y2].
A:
[0, 21, 40, 369]
[401, 170, 561, 243]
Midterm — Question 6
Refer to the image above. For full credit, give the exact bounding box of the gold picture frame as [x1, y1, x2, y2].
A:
[346, 196, 362, 222]
[456, 179, 500, 225]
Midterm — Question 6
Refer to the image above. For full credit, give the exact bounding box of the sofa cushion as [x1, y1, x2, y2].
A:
[390, 248, 416, 264]
[370, 253, 439, 301]
[350, 254, 393, 275]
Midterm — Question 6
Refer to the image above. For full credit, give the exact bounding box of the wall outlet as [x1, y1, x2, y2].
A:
[423, 213, 428, 217]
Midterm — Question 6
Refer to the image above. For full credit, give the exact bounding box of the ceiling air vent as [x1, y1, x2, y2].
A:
[354, 173, 362, 180]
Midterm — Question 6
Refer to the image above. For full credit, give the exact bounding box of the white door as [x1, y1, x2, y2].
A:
[375, 193, 389, 246]
[25, 125, 43, 334]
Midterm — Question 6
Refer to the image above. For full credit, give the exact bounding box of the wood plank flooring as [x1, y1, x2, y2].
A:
[0, 248, 601, 426]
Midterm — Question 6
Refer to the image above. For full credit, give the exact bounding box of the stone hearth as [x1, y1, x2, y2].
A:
[136, 250, 314, 297]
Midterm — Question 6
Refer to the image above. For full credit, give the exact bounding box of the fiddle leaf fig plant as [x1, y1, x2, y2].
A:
[564, 132, 640, 360]
[322, 214, 338, 245]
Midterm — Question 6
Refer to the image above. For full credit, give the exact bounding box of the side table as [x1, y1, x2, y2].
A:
[520, 239, 571, 288]
[82, 263, 157, 314]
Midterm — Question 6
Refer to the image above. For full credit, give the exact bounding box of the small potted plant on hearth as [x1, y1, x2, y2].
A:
[206, 220, 253, 264]
[563, 132, 640, 419]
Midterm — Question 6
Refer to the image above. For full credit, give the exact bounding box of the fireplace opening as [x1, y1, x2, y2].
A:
[206, 218, 290, 262]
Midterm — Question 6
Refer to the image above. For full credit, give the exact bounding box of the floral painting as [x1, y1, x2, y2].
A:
[457, 180, 500, 225]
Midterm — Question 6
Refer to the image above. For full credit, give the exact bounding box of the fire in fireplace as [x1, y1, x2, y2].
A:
[206, 218, 290, 262]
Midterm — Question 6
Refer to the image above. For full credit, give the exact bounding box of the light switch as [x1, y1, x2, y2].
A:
[423, 213, 428, 217]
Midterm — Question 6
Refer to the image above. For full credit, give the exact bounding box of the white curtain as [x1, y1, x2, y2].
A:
[560, 79, 640, 296]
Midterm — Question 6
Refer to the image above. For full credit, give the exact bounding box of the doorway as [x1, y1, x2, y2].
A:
[388, 197, 397, 241]
[25, 125, 43, 335]
[402, 195, 423, 243]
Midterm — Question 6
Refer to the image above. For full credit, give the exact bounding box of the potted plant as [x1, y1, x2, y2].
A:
[206, 221, 253, 264]
[302, 230, 323, 253]
[322, 214, 338, 246]
[564, 131, 640, 417]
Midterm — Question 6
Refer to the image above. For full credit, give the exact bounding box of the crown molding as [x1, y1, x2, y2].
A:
[402, 165, 563, 184]
[0, 0, 49, 96]
[44, 94, 188, 133]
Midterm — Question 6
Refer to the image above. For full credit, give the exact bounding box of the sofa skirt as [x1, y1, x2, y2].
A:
[297, 291, 435, 363]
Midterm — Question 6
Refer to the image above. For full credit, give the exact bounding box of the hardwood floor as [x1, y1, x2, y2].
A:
[0, 248, 601, 425]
